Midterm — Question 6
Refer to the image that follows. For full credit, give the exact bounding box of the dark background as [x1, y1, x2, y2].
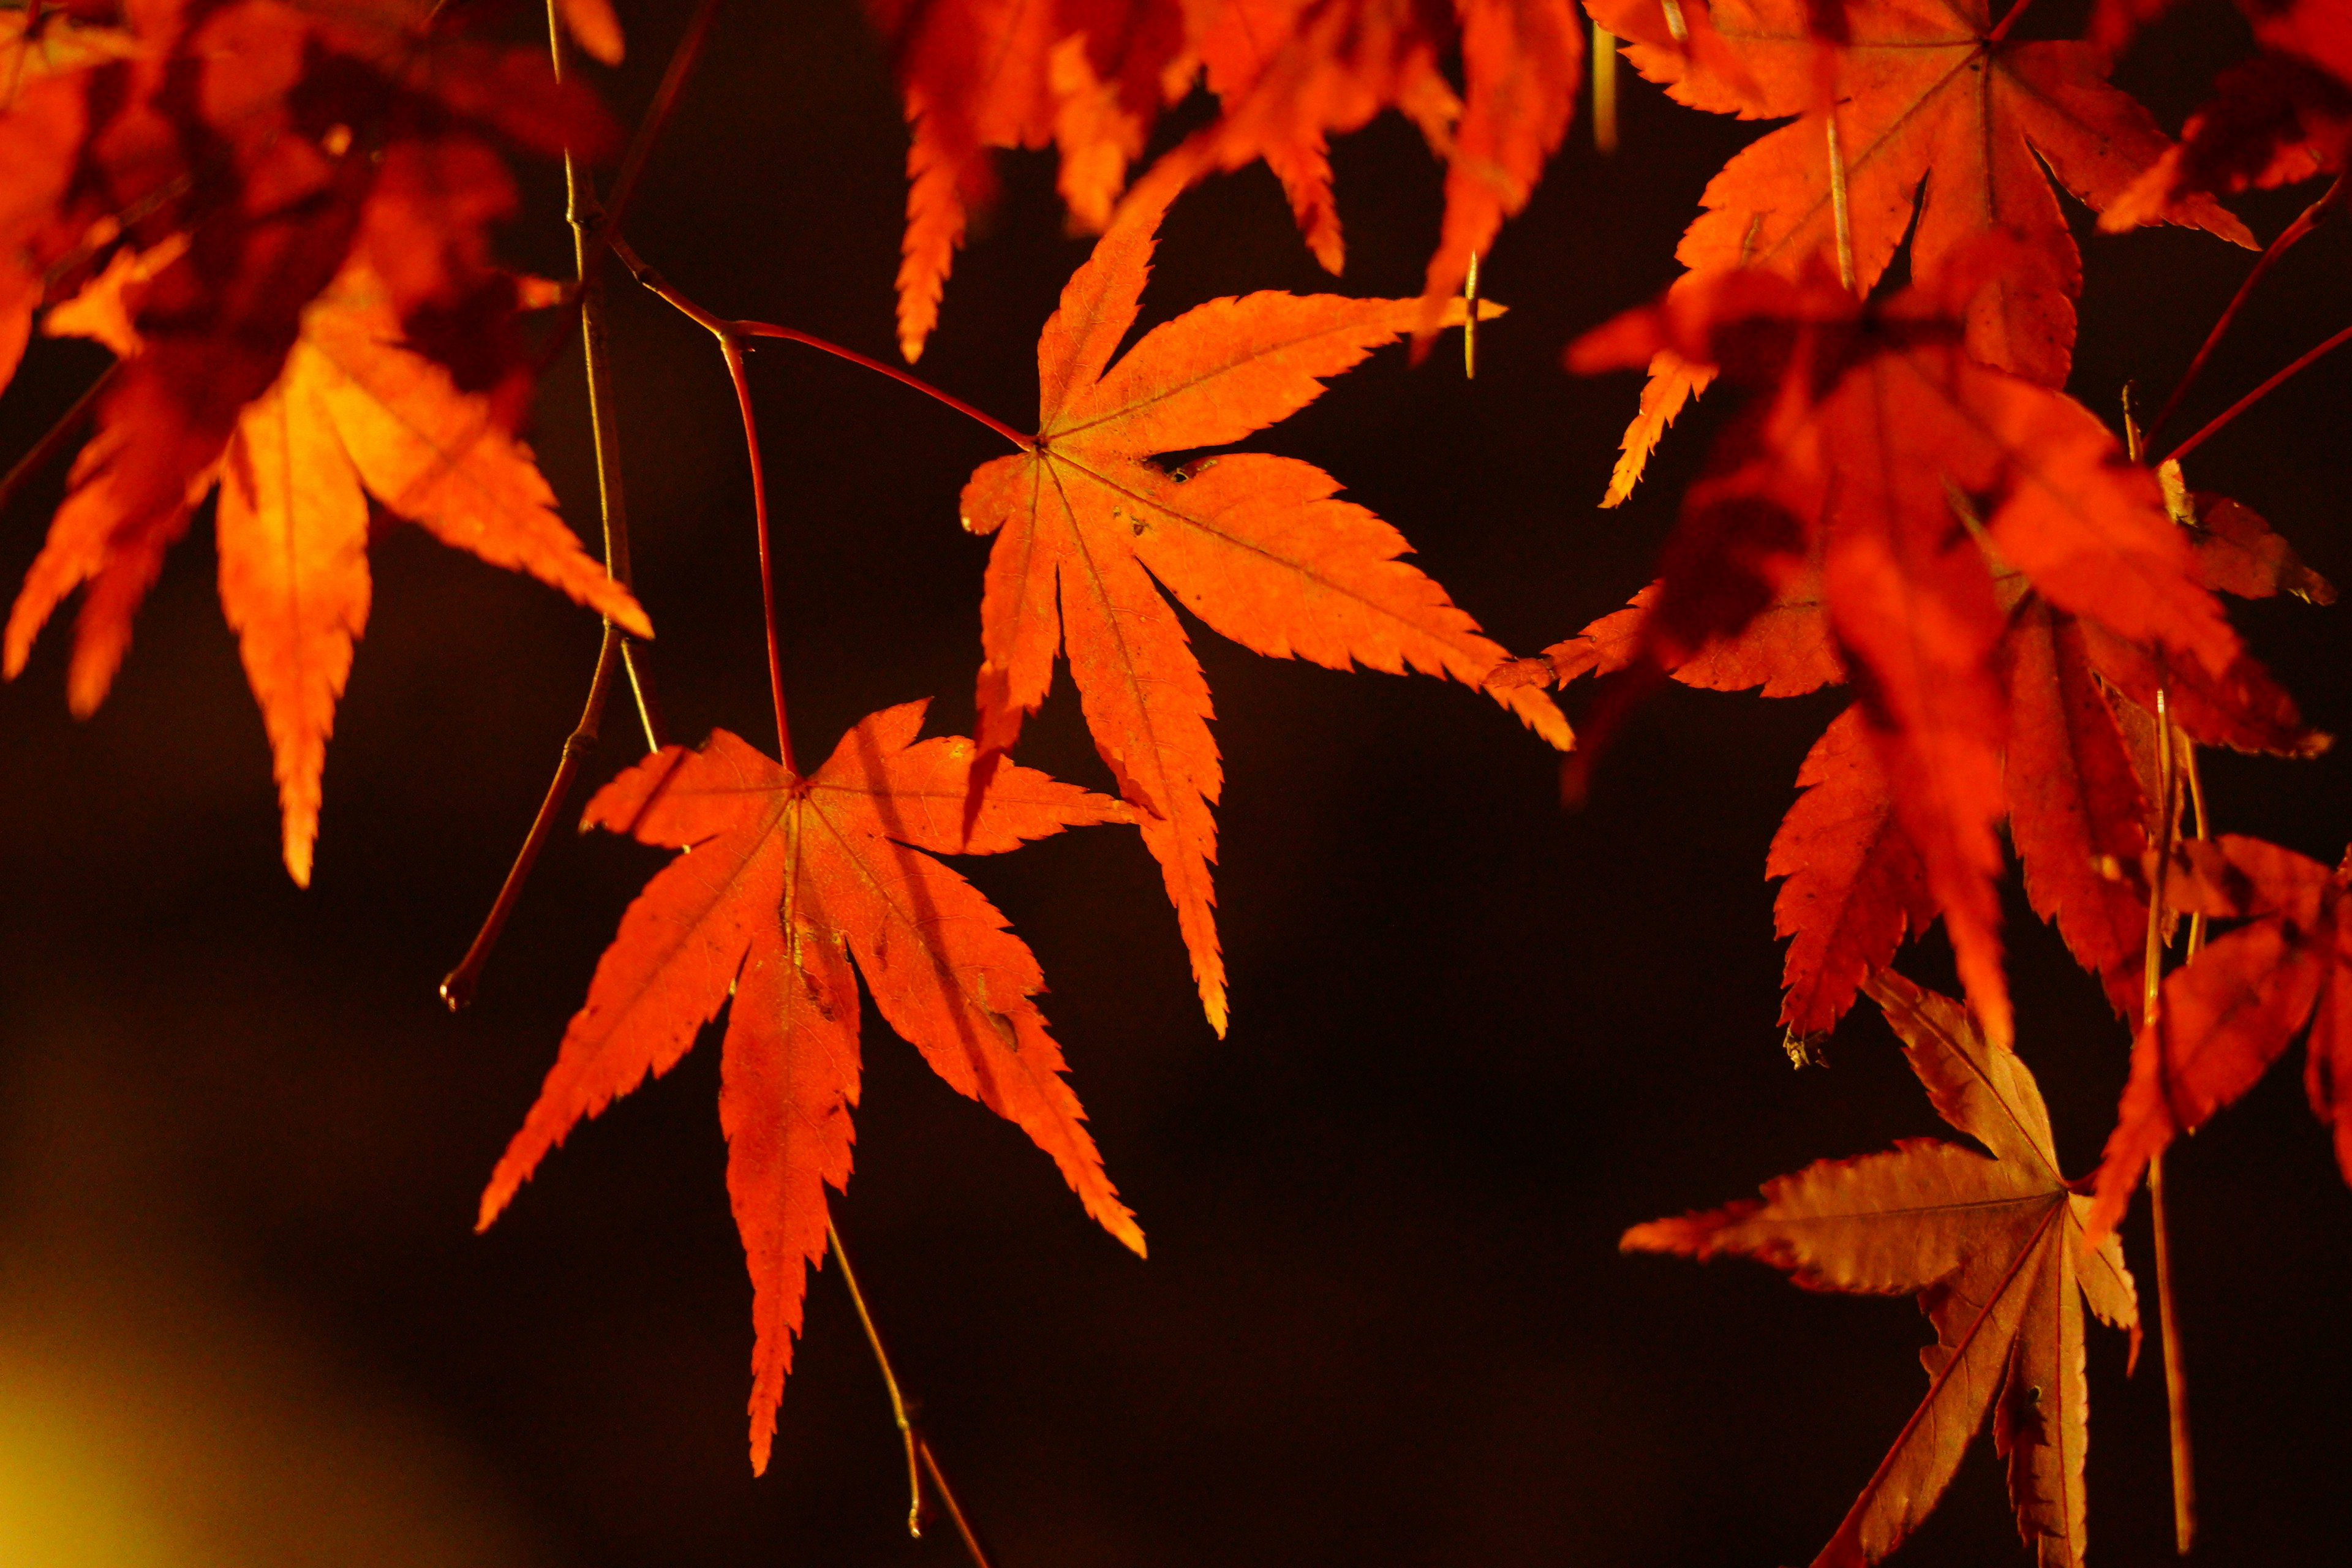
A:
[1, 1, 2345, 1563]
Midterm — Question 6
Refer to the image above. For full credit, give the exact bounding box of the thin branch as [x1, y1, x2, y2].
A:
[2149, 173, 2346, 445]
[724, 330, 794, 772]
[439, 0, 684, 1008]
[1985, 0, 2039, 43]
[737, 322, 1031, 451]
[0, 363, 111, 520]
[595, 0, 723, 270]
[611, 236, 1030, 451]
[1463, 252, 1480, 380]
[2137, 689, 2197, 1555]
[1826, 113, 1856, 293]
[1591, 23, 1618, 154]
[2165, 317, 2352, 464]
[441, 626, 627, 1009]
[828, 1221, 997, 1568]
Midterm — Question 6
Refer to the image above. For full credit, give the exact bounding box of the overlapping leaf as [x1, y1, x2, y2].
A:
[1564, 249, 2253, 1045]
[2102, 0, 2351, 229]
[1586, 0, 2252, 505]
[2089, 834, 2352, 1238]
[960, 187, 1570, 1033]
[480, 703, 1144, 1472]
[0, 1, 625, 881]
[864, 0, 1583, 360]
[1626, 971, 2138, 1568]
[14, 161, 645, 884]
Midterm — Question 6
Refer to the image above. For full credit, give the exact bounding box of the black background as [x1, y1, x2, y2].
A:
[0, 1, 2345, 1564]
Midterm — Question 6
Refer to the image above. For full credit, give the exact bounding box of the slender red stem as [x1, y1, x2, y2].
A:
[736, 322, 1031, 450]
[2149, 173, 2346, 445]
[0, 363, 111, 519]
[2165, 318, 2352, 464]
[723, 333, 795, 772]
[597, 0, 722, 258]
[1985, 0, 2038, 44]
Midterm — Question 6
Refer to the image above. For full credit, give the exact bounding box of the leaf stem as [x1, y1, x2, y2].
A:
[723, 328, 795, 772]
[439, 0, 684, 1008]
[2136, 689, 2196, 1554]
[597, 0, 723, 264]
[2165, 316, 2352, 465]
[603, 235, 796, 766]
[441, 625, 631, 1009]
[828, 1221, 997, 1568]
[608, 236, 1030, 451]
[737, 322, 1032, 450]
[2149, 173, 2346, 445]
[1985, 0, 2039, 44]
[0, 362, 111, 521]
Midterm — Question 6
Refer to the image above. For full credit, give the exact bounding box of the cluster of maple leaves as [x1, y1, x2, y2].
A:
[4, 1, 2350, 1562]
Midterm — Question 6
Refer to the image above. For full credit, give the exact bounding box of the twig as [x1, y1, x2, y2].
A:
[440, 627, 630, 1008]
[594, 0, 723, 273]
[1826, 112, 1856, 294]
[611, 236, 1031, 454]
[1591, 23, 1618, 154]
[0, 363, 111, 520]
[737, 322, 1031, 451]
[439, 0, 693, 1008]
[2136, 689, 2197, 1555]
[1985, 0, 2039, 43]
[2165, 315, 2352, 465]
[1463, 253, 1480, 380]
[2149, 173, 2346, 445]
[723, 328, 794, 770]
[829, 1221, 996, 1568]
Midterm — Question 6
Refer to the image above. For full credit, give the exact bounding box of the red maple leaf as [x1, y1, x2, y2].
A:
[865, 0, 1583, 360]
[1, 2, 626, 882]
[1566, 246, 2244, 1046]
[2090, 834, 2352, 1238]
[1504, 467, 2329, 1039]
[1627, 971, 2139, 1567]
[1585, 0, 2252, 505]
[959, 186, 1571, 1033]
[2103, 0, 2352, 229]
[479, 703, 1144, 1472]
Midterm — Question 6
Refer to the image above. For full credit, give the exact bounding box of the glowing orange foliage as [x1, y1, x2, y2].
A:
[960, 187, 1570, 1033]
[1628, 972, 2138, 1568]
[1585, 0, 2250, 505]
[865, 0, 1582, 360]
[478, 704, 1144, 1472]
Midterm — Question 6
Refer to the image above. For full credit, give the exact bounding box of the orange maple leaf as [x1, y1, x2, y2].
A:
[13, 251, 649, 885]
[959, 187, 1572, 1034]
[478, 703, 1144, 1473]
[2102, 0, 2352, 230]
[865, 0, 1583, 360]
[1570, 248, 2242, 1046]
[2090, 834, 2352, 1240]
[1585, 0, 2253, 505]
[1507, 473, 2328, 1039]
[1627, 971, 2138, 1568]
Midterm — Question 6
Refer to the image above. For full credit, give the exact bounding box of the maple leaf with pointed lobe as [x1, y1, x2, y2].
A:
[2101, 0, 2352, 230]
[958, 186, 1571, 1034]
[2089, 834, 2352, 1239]
[1502, 470, 2329, 1040]
[1585, 0, 2252, 506]
[1137, 0, 1585, 339]
[2, 0, 624, 884]
[1567, 246, 2243, 1047]
[865, 0, 1583, 360]
[479, 703, 1144, 1473]
[11, 129, 647, 886]
[1627, 971, 2138, 1568]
